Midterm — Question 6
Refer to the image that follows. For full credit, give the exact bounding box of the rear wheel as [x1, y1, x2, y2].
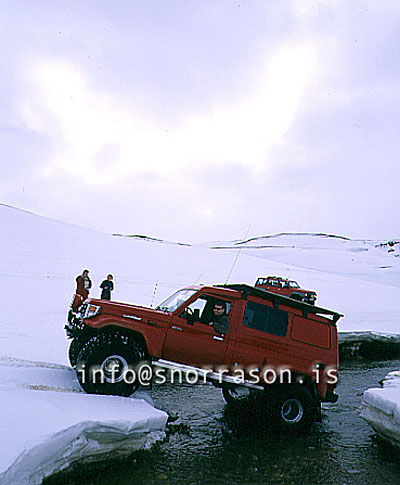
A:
[76, 333, 147, 396]
[269, 384, 316, 434]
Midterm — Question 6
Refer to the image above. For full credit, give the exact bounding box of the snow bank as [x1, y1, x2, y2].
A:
[360, 370, 400, 448]
[338, 332, 400, 343]
[0, 389, 167, 484]
[0, 358, 167, 484]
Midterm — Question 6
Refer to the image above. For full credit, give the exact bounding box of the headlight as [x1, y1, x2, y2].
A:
[82, 304, 102, 319]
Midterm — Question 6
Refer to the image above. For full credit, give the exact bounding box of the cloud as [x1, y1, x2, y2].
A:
[4, 1, 400, 241]
[19, 42, 317, 185]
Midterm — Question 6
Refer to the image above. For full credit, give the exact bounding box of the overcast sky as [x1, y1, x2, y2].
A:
[1, 1, 399, 243]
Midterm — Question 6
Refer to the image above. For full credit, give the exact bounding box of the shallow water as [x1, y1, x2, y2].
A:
[46, 360, 400, 485]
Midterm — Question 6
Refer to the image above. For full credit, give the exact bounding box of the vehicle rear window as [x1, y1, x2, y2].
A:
[243, 301, 288, 337]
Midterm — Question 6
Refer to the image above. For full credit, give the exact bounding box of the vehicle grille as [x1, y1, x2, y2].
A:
[79, 304, 88, 317]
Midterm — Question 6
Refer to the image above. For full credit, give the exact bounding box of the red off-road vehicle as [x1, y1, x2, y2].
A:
[255, 276, 317, 305]
[65, 283, 342, 433]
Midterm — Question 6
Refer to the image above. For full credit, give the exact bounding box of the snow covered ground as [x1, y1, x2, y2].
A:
[361, 370, 400, 448]
[1, 202, 400, 481]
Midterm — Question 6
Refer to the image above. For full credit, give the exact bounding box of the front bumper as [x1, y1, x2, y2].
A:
[65, 311, 86, 339]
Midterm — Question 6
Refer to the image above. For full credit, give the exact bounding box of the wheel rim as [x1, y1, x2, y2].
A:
[100, 354, 128, 383]
[229, 386, 250, 400]
[281, 398, 304, 423]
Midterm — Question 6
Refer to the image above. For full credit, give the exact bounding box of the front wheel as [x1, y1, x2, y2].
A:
[68, 338, 85, 368]
[76, 333, 147, 397]
[269, 384, 316, 434]
[222, 384, 254, 405]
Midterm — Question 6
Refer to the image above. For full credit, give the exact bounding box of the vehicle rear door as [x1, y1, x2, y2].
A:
[231, 297, 293, 371]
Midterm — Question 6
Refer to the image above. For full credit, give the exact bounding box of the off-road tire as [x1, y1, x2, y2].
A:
[222, 384, 253, 405]
[68, 338, 85, 368]
[268, 384, 316, 434]
[76, 333, 147, 397]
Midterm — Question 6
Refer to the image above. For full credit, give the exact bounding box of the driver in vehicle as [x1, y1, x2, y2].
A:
[207, 301, 230, 335]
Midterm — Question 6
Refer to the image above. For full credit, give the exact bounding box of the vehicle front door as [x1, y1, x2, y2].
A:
[162, 295, 231, 367]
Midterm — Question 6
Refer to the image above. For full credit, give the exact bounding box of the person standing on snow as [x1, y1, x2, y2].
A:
[72, 269, 92, 311]
[100, 274, 114, 300]
[76, 269, 92, 300]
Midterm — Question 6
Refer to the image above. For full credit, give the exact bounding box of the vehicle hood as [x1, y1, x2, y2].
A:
[88, 298, 169, 319]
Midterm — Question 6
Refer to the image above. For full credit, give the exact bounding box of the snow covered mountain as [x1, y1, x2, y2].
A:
[2, 202, 400, 366]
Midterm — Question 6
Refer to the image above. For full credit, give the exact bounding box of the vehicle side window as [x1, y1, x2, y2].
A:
[243, 301, 288, 337]
[269, 280, 278, 287]
[185, 296, 231, 323]
[200, 298, 231, 322]
[186, 297, 208, 314]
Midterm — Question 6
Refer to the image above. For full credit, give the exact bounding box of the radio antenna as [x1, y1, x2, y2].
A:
[193, 270, 206, 285]
[224, 225, 251, 284]
[150, 280, 158, 307]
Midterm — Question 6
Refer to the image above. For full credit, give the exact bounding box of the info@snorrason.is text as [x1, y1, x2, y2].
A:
[77, 363, 338, 387]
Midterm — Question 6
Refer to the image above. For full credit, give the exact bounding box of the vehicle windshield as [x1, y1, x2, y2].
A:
[288, 281, 300, 288]
[155, 289, 197, 313]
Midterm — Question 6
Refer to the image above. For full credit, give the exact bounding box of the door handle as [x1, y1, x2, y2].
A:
[213, 336, 224, 341]
[171, 326, 183, 331]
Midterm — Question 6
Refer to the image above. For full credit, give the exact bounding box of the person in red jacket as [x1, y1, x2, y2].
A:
[72, 269, 92, 311]
[76, 269, 92, 299]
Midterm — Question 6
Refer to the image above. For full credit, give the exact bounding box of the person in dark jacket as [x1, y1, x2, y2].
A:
[100, 274, 114, 300]
[76, 269, 92, 299]
[207, 301, 230, 335]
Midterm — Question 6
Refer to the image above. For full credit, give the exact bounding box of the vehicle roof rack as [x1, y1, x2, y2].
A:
[218, 284, 343, 325]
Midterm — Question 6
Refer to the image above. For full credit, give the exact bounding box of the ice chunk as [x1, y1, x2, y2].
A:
[0, 388, 167, 485]
[360, 369, 400, 447]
